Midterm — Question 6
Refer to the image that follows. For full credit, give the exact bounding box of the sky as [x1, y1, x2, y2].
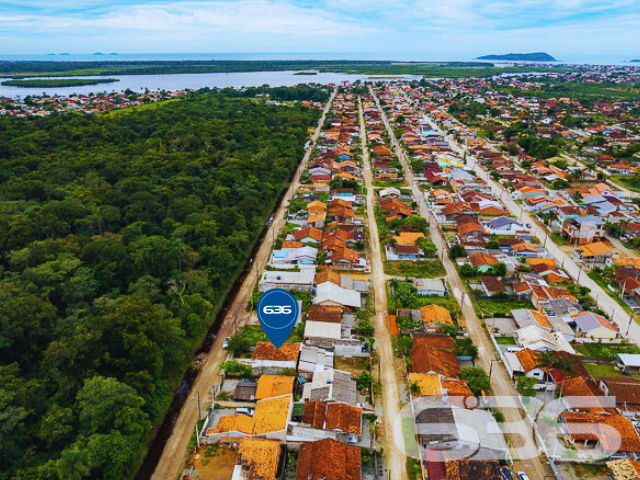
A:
[1, 0, 639, 58]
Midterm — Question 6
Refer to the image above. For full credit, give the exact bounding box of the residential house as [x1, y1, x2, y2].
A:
[252, 342, 301, 375]
[570, 311, 618, 339]
[295, 438, 361, 480]
[235, 438, 281, 480]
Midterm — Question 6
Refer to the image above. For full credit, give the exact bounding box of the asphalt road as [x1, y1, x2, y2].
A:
[149, 89, 337, 480]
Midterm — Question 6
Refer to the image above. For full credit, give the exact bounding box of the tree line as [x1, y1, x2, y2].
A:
[0, 87, 323, 479]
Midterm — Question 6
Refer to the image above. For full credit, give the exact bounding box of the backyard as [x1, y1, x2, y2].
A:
[384, 260, 446, 278]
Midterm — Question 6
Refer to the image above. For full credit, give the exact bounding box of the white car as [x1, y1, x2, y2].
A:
[517, 472, 530, 480]
[222, 337, 231, 349]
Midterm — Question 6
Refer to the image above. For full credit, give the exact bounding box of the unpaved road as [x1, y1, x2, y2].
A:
[150, 89, 336, 480]
[374, 87, 553, 480]
[359, 97, 409, 480]
[419, 109, 640, 345]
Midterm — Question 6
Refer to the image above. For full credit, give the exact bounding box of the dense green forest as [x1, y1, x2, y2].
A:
[1, 78, 119, 88]
[0, 59, 567, 78]
[0, 89, 323, 479]
[498, 78, 640, 102]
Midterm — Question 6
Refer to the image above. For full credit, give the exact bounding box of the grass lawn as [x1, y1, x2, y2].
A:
[384, 260, 446, 278]
[550, 233, 570, 246]
[573, 342, 640, 361]
[402, 416, 419, 459]
[611, 175, 640, 193]
[406, 457, 423, 480]
[495, 337, 517, 346]
[583, 363, 626, 378]
[334, 356, 370, 378]
[372, 179, 407, 188]
[476, 299, 534, 317]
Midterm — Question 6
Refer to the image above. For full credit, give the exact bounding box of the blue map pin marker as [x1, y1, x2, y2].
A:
[257, 289, 300, 349]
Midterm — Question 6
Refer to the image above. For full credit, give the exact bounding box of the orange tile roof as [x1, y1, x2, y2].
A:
[408, 373, 442, 397]
[410, 334, 459, 378]
[255, 375, 295, 400]
[208, 413, 255, 435]
[237, 437, 281, 480]
[252, 342, 301, 362]
[562, 412, 640, 452]
[441, 379, 474, 399]
[282, 241, 303, 249]
[531, 310, 554, 329]
[469, 252, 498, 267]
[293, 227, 323, 242]
[392, 232, 425, 245]
[420, 304, 454, 328]
[252, 395, 292, 435]
[579, 241, 614, 257]
[325, 402, 362, 434]
[526, 258, 556, 268]
[296, 438, 361, 480]
[516, 348, 542, 373]
[315, 270, 342, 286]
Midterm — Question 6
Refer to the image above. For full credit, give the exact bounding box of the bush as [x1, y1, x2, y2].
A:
[492, 410, 505, 422]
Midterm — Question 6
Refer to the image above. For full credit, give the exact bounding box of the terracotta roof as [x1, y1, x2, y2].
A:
[562, 412, 640, 452]
[294, 227, 323, 242]
[516, 348, 543, 373]
[469, 252, 498, 267]
[410, 333, 459, 378]
[253, 395, 292, 435]
[420, 304, 454, 328]
[255, 375, 295, 400]
[296, 438, 361, 480]
[579, 241, 614, 257]
[457, 223, 488, 236]
[441, 379, 474, 399]
[443, 458, 502, 480]
[237, 438, 281, 480]
[561, 377, 607, 413]
[396, 244, 420, 255]
[307, 304, 342, 323]
[480, 276, 507, 293]
[208, 395, 292, 436]
[325, 402, 362, 434]
[208, 413, 254, 435]
[282, 241, 303, 249]
[252, 342, 301, 362]
[332, 247, 359, 264]
[315, 270, 342, 286]
[393, 232, 425, 245]
[301, 400, 327, 429]
[408, 373, 442, 396]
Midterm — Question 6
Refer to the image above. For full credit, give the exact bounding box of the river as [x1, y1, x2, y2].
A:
[0, 70, 414, 98]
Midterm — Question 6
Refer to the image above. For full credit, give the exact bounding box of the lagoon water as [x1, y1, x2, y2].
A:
[0, 70, 408, 98]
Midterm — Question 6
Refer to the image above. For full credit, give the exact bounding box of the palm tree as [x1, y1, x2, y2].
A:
[552, 357, 574, 401]
[409, 381, 421, 397]
[535, 351, 555, 402]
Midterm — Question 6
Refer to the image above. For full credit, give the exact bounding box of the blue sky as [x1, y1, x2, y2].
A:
[1, 0, 639, 57]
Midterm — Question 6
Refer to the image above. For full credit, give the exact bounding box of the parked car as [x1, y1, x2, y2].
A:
[501, 468, 513, 480]
[517, 472, 530, 480]
[223, 336, 231, 349]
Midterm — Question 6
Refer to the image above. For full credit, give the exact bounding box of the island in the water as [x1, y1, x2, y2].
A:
[632, 59, 640, 63]
[1, 78, 120, 88]
[477, 52, 557, 62]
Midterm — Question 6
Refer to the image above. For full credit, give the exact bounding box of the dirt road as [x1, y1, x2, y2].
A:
[358, 97, 409, 480]
[373, 87, 553, 480]
[150, 89, 336, 480]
